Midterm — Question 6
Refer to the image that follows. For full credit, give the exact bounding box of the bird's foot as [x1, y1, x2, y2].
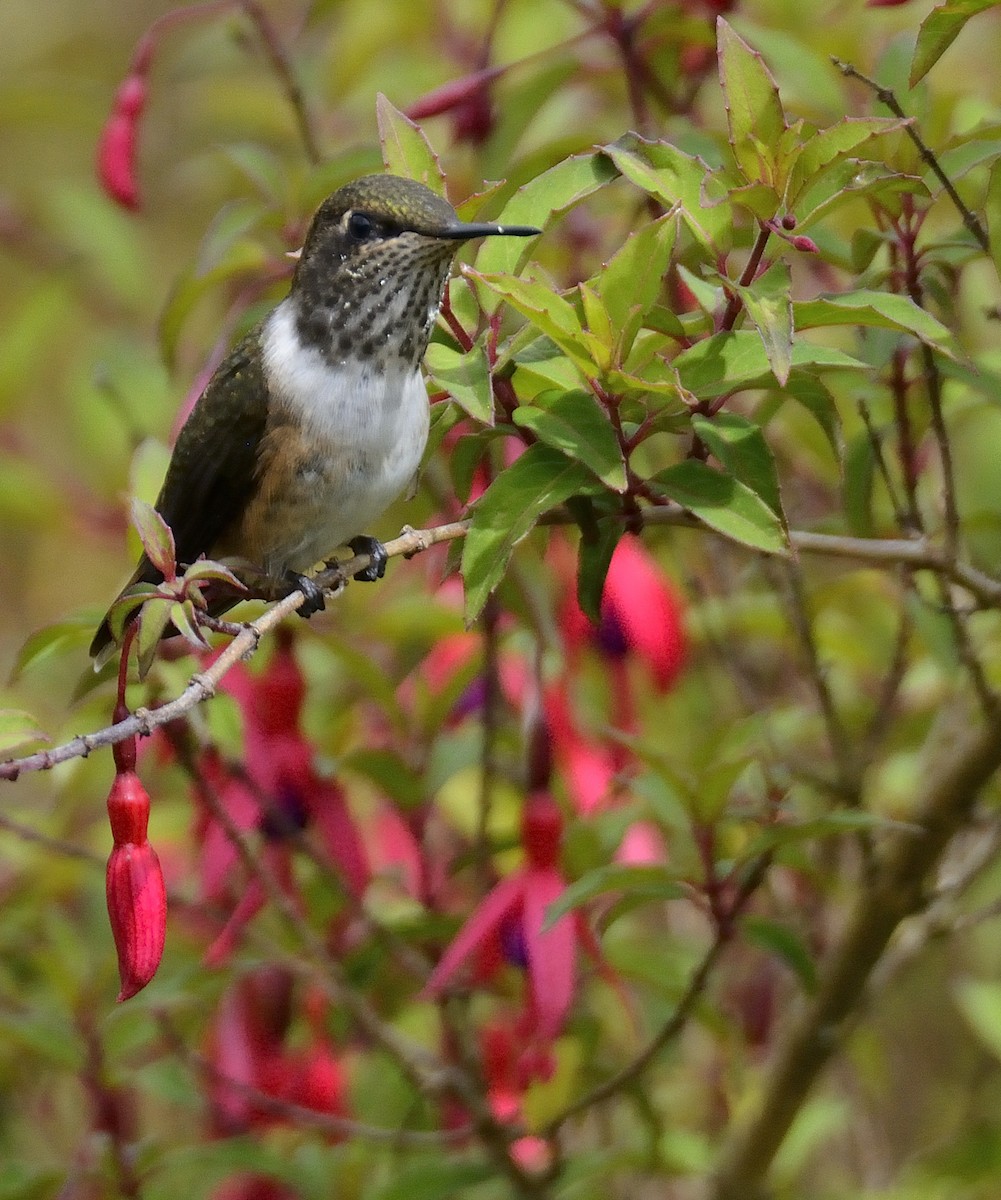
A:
[282, 571, 326, 617]
[348, 535, 388, 582]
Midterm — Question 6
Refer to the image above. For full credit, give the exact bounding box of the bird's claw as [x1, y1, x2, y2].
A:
[283, 571, 326, 617]
[348, 535, 388, 582]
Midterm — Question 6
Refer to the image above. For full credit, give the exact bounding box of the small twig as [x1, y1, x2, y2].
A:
[0, 811, 104, 866]
[770, 559, 856, 797]
[857, 397, 909, 529]
[545, 852, 771, 1132]
[715, 221, 773, 336]
[241, 2, 322, 164]
[832, 58, 989, 252]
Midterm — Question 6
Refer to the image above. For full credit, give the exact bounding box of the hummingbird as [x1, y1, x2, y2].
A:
[90, 174, 539, 664]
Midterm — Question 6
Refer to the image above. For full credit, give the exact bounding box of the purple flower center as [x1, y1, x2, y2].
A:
[595, 606, 629, 658]
[260, 786, 309, 840]
[500, 913, 528, 969]
[452, 675, 488, 720]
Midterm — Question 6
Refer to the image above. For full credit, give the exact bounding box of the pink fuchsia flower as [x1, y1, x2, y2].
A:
[208, 970, 347, 1138]
[208, 636, 370, 902]
[424, 792, 581, 1039]
[558, 534, 687, 692]
[544, 680, 618, 815]
[616, 819, 669, 866]
[479, 1019, 554, 1174]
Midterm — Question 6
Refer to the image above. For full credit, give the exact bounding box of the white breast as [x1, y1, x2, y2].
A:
[259, 301, 430, 572]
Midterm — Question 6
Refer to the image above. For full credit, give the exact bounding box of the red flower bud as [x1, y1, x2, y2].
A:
[792, 235, 819, 253]
[96, 73, 147, 211]
[406, 68, 498, 121]
[106, 839, 166, 1001]
[107, 770, 150, 846]
[105, 769, 166, 1000]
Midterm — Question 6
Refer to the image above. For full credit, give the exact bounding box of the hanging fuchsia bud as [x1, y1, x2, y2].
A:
[97, 76, 146, 209]
[792, 235, 818, 253]
[105, 769, 166, 1001]
[97, 36, 153, 211]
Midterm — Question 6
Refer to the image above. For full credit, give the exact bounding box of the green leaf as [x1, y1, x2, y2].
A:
[746, 810, 916, 855]
[650, 461, 789, 554]
[796, 161, 924, 231]
[424, 341, 494, 424]
[956, 977, 1001, 1063]
[672, 330, 866, 398]
[475, 152, 616, 281]
[472, 272, 593, 375]
[343, 747, 426, 808]
[544, 864, 686, 929]
[785, 117, 906, 207]
[183, 559, 246, 589]
[716, 18, 786, 186]
[0, 709, 48, 756]
[794, 291, 959, 357]
[985, 156, 1001, 283]
[136, 597, 174, 680]
[780, 376, 842, 460]
[603, 135, 731, 251]
[131, 498, 176, 580]
[158, 245, 269, 370]
[462, 444, 600, 621]
[743, 916, 817, 992]
[691, 411, 784, 519]
[576, 520, 621, 623]
[843, 431, 876, 538]
[11, 617, 95, 679]
[169, 600, 208, 650]
[592, 213, 677, 360]
[373, 1157, 494, 1200]
[107, 583, 160, 643]
[578, 282, 614, 371]
[910, 0, 1000, 86]
[513, 389, 627, 490]
[375, 94, 445, 191]
[737, 260, 793, 385]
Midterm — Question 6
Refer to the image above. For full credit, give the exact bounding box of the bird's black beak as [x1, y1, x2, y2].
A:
[438, 220, 541, 241]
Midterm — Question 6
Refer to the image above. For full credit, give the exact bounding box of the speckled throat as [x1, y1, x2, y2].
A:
[292, 230, 456, 373]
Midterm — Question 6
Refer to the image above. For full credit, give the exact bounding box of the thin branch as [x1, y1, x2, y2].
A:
[832, 58, 989, 253]
[7, 515, 1001, 782]
[769, 558, 856, 796]
[715, 221, 773, 336]
[0, 811, 104, 866]
[241, 2, 322, 164]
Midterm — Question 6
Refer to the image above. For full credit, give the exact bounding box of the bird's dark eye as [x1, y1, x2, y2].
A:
[347, 211, 375, 241]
